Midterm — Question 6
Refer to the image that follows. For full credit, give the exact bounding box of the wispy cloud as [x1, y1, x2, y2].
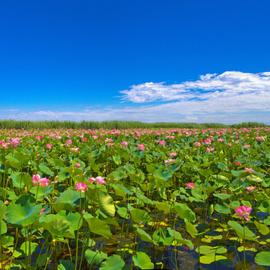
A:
[1, 71, 270, 123]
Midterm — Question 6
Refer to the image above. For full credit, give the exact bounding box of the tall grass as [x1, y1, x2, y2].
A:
[0, 120, 267, 129]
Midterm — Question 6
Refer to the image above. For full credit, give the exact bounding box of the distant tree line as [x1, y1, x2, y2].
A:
[0, 120, 267, 129]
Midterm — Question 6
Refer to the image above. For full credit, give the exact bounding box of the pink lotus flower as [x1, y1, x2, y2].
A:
[70, 147, 80, 153]
[75, 182, 88, 192]
[32, 174, 49, 187]
[203, 138, 212, 145]
[246, 186, 256, 193]
[194, 142, 201, 147]
[39, 208, 46, 216]
[88, 177, 96, 183]
[234, 161, 241, 166]
[206, 146, 214, 153]
[95, 176, 106, 185]
[137, 144, 145, 151]
[105, 138, 113, 144]
[65, 139, 72, 145]
[169, 152, 177, 158]
[46, 143, 53, 149]
[158, 140, 166, 146]
[88, 176, 106, 185]
[39, 177, 50, 187]
[32, 174, 41, 185]
[166, 135, 175, 139]
[245, 167, 254, 174]
[36, 135, 43, 141]
[256, 136, 265, 142]
[165, 159, 175, 165]
[243, 144, 250, 149]
[121, 141, 128, 147]
[235, 205, 252, 221]
[10, 138, 20, 147]
[0, 141, 9, 149]
[185, 182, 195, 189]
[75, 163, 81, 168]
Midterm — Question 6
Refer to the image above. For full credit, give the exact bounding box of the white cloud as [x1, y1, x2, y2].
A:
[121, 71, 270, 103]
[1, 71, 270, 124]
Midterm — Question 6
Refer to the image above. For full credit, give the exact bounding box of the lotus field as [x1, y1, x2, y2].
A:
[1, 127, 270, 270]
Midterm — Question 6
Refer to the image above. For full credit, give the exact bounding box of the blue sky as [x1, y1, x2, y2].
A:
[1, 0, 270, 123]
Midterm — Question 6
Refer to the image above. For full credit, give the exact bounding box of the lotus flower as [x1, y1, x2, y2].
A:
[235, 205, 252, 221]
[185, 182, 195, 189]
[75, 182, 88, 192]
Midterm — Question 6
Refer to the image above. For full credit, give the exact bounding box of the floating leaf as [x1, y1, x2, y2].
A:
[200, 254, 227, 264]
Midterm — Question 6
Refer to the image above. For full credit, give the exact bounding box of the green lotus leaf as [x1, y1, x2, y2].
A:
[155, 201, 171, 214]
[84, 217, 112, 239]
[246, 175, 263, 183]
[132, 252, 154, 269]
[200, 254, 227, 264]
[136, 227, 153, 243]
[11, 172, 32, 189]
[6, 201, 42, 227]
[213, 193, 232, 200]
[254, 221, 269, 235]
[214, 204, 231, 214]
[20, 241, 38, 256]
[39, 163, 54, 176]
[174, 203, 196, 223]
[196, 245, 227, 255]
[185, 221, 198, 238]
[237, 246, 257, 252]
[255, 251, 270, 266]
[228, 220, 256, 241]
[39, 213, 74, 239]
[117, 206, 128, 219]
[100, 255, 125, 270]
[54, 189, 81, 211]
[130, 208, 151, 224]
[58, 211, 82, 233]
[85, 249, 107, 266]
[6, 154, 21, 169]
[0, 220, 7, 235]
[97, 192, 115, 217]
[111, 183, 132, 198]
[0, 200, 6, 220]
[57, 260, 75, 270]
